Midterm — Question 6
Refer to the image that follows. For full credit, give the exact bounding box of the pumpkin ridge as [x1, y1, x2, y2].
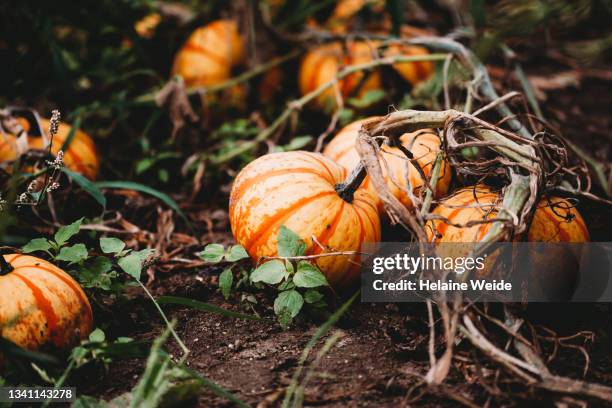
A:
[336, 204, 366, 287]
[306, 153, 336, 183]
[180, 41, 230, 68]
[435, 193, 499, 241]
[6, 253, 26, 263]
[313, 200, 345, 254]
[535, 205, 571, 242]
[246, 191, 336, 255]
[232, 167, 330, 205]
[12, 272, 61, 347]
[26, 263, 93, 326]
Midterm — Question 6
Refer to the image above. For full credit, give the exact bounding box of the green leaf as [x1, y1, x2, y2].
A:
[219, 268, 233, 300]
[250, 260, 288, 285]
[304, 289, 324, 304]
[55, 243, 88, 264]
[277, 225, 306, 257]
[94, 181, 191, 228]
[156, 296, 258, 320]
[22, 238, 52, 254]
[226, 245, 249, 262]
[62, 168, 107, 209]
[54, 217, 84, 246]
[198, 244, 225, 263]
[274, 290, 304, 320]
[274, 135, 313, 152]
[100, 237, 126, 254]
[347, 89, 386, 108]
[118, 249, 155, 280]
[293, 261, 329, 288]
[278, 279, 295, 291]
[89, 328, 106, 343]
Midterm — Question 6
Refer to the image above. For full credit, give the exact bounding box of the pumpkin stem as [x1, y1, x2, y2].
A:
[335, 163, 367, 203]
[0, 255, 13, 276]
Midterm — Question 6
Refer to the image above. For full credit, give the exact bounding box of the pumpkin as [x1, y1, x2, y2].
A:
[229, 151, 381, 288]
[0, 118, 99, 180]
[172, 20, 245, 89]
[323, 118, 452, 212]
[0, 254, 93, 352]
[384, 44, 435, 86]
[299, 41, 383, 108]
[426, 186, 590, 243]
[299, 41, 433, 108]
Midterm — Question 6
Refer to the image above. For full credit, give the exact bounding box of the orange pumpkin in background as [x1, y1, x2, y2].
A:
[172, 20, 245, 88]
[384, 44, 435, 86]
[299, 41, 383, 109]
[0, 254, 93, 352]
[299, 41, 434, 108]
[426, 186, 590, 243]
[229, 151, 381, 288]
[0, 117, 99, 180]
[323, 118, 451, 213]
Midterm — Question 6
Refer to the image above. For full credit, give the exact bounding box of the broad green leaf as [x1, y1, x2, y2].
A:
[94, 181, 191, 228]
[22, 238, 52, 253]
[62, 168, 106, 209]
[55, 244, 88, 264]
[304, 289, 324, 304]
[274, 290, 303, 319]
[89, 328, 106, 343]
[199, 244, 225, 263]
[250, 260, 287, 285]
[156, 296, 258, 320]
[54, 217, 84, 246]
[219, 268, 233, 300]
[277, 225, 306, 257]
[226, 245, 249, 262]
[293, 261, 329, 288]
[100, 237, 126, 254]
[118, 249, 155, 280]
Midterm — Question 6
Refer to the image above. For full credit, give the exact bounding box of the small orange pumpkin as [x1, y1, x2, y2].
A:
[229, 151, 381, 288]
[172, 20, 245, 88]
[323, 118, 452, 212]
[426, 186, 590, 243]
[384, 44, 435, 86]
[0, 254, 93, 352]
[0, 118, 99, 180]
[299, 41, 383, 109]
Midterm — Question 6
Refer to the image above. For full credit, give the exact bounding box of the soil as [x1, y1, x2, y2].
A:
[76, 268, 612, 407]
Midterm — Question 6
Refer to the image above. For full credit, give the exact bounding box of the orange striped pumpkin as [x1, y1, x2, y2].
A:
[172, 20, 245, 88]
[0, 118, 99, 180]
[229, 151, 381, 288]
[0, 254, 93, 352]
[426, 186, 590, 243]
[323, 118, 452, 213]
